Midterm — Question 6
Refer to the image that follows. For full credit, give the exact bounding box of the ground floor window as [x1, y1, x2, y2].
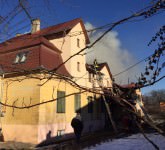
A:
[57, 91, 65, 113]
[74, 94, 81, 112]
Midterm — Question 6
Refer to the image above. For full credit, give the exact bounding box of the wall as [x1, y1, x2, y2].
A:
[0, 73, 106, 144]
[49, 31, 71, 74]
[100, 66, 113, 88]
[0, 76, 40, 143]
[49, 23, 90, 87]
[135, 89, 144, 117]
[38, 76, 105, 143]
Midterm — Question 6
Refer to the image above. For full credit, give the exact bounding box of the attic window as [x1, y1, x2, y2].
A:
[14, 52, 28, 64]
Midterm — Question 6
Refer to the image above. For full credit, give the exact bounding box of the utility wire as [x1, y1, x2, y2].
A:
[113, 57, 149, 77]
[19, 0, 33, 23]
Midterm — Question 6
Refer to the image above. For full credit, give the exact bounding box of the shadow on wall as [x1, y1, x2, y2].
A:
[36, 95, 108, 147]
[36, 95, 131, 148]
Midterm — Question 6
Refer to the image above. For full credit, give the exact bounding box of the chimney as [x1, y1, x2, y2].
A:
[31, 19, 40, 33]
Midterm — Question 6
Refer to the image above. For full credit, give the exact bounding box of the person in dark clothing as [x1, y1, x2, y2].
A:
[71, 113, 83, 143]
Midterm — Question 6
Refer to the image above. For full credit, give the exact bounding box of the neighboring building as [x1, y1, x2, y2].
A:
[0, 18, 113, 143]
[160, 102, 165, 112]
[115, 83, 144, 117]
[86, 61, 113, 89]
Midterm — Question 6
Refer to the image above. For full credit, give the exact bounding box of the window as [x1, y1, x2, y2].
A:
[89, 73, 92, 82]
[77, 62, 80, 72]
[77, 38, 80, 47]
[94, 95, 100, 119]
[20, 53, 27, 62]
[107, 80, 110, 87]
[57, 91, 65, 113]
[15, 55, 20, 63]
[100, 96, 105, 113]
[14, 52, 28, 64]
[87, 96, 93, 113]
[57, 130, 65, 137]
[74, 94, 81, 112]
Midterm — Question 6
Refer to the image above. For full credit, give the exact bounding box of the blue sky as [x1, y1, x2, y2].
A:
[0, 0, 164, 94]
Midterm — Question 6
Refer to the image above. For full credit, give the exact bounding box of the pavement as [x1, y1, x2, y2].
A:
[0, 141, 35, 150]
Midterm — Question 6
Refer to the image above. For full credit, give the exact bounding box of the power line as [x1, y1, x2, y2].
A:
[113, 57, 148, 77]
[19, 0, 33, 23]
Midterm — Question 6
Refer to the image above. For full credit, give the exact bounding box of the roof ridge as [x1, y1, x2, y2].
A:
[35, 18, 82, 34]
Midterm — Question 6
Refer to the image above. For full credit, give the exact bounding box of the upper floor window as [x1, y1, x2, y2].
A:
[107, 80, 110, 87]
[77, 62, 80, 72]
[89, 73, 92, 82]
[14, 52, 28, 64]
[77, 38, 80, 48]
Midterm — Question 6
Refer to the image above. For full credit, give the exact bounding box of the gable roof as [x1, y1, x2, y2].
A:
[0, 36, 61, 54]
[35, 18, 90, 44]
[86, 62, 113, 79]
[0, 18, 90, 52]
[0, 18, 89, 77]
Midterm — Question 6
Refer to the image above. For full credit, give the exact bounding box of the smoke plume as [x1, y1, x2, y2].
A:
[85, 22, 142, 84]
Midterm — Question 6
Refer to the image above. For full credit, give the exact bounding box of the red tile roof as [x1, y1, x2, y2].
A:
[34, 18, 90, 44]
[0, 18, 89, 77]
[0, 18, 90, 49]
[115, 83, 136, 90]
[0, 43, 70, 77]
[0, 36, 61, 54]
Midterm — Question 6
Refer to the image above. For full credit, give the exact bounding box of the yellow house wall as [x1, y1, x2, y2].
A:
[49, 32, 71, 74]
[101, 66, 113, 88]
[0, 76, 40, 143]
[0, 77, 3, 114]
[49, 23, 89, 87]
[38, 77, 105, 143]
[69, 23, 87, 86]
[0, 74, 106, 144]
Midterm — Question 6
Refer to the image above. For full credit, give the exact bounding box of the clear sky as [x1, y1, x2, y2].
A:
[0, 0, 164, 94]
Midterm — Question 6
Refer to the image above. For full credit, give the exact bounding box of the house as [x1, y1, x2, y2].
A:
[0, 18, 113, 144]
[160, 102, 165, 112]
[115, 83, 144, 117]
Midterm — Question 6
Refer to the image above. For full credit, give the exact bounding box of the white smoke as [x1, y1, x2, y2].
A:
[85, 22, 142, 84]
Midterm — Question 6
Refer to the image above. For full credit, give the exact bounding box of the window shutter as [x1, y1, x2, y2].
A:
[74, 94, 81, 112]
[57, 91, 65, 113]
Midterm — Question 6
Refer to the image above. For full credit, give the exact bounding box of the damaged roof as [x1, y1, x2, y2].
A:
[86, 62, 113, 79]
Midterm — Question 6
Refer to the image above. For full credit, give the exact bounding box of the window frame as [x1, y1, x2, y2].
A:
[57, 91, 66, 113]
[74, 94, 81, 113]
[14, 51, 28, 64]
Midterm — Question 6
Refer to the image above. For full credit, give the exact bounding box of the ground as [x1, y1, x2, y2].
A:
[84, 133, 165, 150]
